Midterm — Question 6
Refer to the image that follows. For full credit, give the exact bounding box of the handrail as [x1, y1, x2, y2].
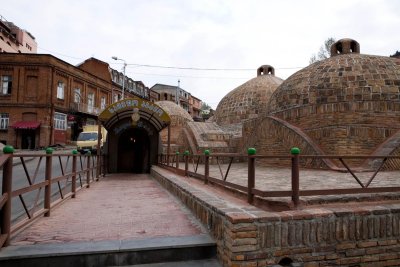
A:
[157, 149, 400, 209]
[0, 149, 105, 250]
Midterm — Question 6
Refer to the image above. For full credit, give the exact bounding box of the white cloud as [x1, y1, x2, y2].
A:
[3, 0, 400, 108]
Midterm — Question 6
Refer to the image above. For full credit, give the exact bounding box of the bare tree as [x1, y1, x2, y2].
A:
[309, 37, 336, 64]
[390, 50, 400, 58]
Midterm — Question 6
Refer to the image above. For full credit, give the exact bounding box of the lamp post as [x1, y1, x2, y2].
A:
[112, 56, 127, 100]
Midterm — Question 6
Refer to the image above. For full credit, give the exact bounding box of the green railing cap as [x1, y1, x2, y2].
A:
[45, 147, 54, 154]
[290, 147, 301, 155]
[3, 145, 14, 154]
[247, 147, 256, 155]
[184, 150, 189, 156]
[72, 149, 78, 155]
[204, 149, 210, 156]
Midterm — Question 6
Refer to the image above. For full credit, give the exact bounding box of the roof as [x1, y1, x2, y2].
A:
[11, 121, 41, 129]
[214, 68, 283, 126]
[155, 101, 193, 122]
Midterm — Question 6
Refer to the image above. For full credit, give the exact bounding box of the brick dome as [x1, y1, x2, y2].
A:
[267, 38, 400, 156]
[214, 65, 283, 126]
[155, 101, 193, 126]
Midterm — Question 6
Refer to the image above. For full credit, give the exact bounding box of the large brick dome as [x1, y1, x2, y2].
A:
[214, 65, 283, 126]
[155, 101, 193, 126]
[266, 38, 400, 157]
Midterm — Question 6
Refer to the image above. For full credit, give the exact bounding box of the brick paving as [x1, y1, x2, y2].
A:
[11, 174, 206, 246]
[9, 161, 400, 246]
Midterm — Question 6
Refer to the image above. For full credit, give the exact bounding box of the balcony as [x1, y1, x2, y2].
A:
[69, 102, 101, 116]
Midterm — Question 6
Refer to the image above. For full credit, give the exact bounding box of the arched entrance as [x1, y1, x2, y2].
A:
[117, 127, 149, 173]
[98, 98, 171, 174]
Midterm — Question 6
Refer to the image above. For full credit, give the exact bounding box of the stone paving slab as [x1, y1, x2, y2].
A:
[187, 162, 400, 204]
[190, 162, 400, 191]
[10, 174, 207, 246]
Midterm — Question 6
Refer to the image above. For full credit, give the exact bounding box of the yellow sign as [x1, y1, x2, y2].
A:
[99, 98, 170, 123]
[99, 97, 170, 132]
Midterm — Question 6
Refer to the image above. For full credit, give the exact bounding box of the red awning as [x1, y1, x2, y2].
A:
[11, 121, 41, 129]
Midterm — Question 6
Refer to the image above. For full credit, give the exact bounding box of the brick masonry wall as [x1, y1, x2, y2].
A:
[256, 54, 400, 170]
[0, 54, 113, 148]
[242, 117, 327, 169]
[242, 115, 400, 170]
[214, 75, 282, 126]
[152, 166, 400, 267]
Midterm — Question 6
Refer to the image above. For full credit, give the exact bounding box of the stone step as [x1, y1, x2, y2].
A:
[0, 235, 217, 267]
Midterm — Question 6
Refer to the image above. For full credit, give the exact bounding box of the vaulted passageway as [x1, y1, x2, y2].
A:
[98, 97, 171, 174]
[117, 127, 150, 173]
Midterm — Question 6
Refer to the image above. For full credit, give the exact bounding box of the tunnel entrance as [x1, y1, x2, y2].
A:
[98, 98, 171, 174]
[117, 127, 150, 173]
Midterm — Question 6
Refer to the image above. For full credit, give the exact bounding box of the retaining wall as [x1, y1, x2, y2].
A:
[152, 166, 400, 267]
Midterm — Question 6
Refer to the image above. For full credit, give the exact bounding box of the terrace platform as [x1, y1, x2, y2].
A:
[0, 173, 219, 266]
[1, 162, 400, 266]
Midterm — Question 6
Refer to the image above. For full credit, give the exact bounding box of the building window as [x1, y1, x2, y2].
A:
[88, 92, 94, 113]
[57, 81, 64, 99]
[101, 96, 106, 110]
[54, 112, 67, 130]
[113, 93, 119, 103]
[1, 75, 12, 95]
[74, 88, 81, 103]
[0, 113, 9, 130]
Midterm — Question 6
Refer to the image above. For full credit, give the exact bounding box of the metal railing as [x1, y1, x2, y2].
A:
[158, 148, 400, 208]
[69, 102, 101, 115]
[0, 147, 105, 249]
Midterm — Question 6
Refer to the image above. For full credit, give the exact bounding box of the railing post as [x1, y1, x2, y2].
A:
[204, 150, 210, 184]
[291, 147, 301, 208]
[184, 150, 189, 177]
[96, 153, 100, 181]
[86, 152, 91, 188]
[72, 150, 77, 198]
[96, 122, 101, 180]
[1, 145, 14, 247]
[175, 152, 180, 171]
[44, 147, 53, 217]
[103, 154, 107, 177]
[247, 148, 256, 204]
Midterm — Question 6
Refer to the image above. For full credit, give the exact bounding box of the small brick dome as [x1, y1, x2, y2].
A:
[214, 65, 283, 126]
[155, 101, 193, 126]
[267, 38, 400, 156]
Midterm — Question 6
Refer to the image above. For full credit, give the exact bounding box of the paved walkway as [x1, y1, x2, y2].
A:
[8, 162, 400, 245]
[11, 173, 206, 246]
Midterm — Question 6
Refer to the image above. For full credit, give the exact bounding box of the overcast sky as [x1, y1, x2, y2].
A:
[3, 0, 400, 108]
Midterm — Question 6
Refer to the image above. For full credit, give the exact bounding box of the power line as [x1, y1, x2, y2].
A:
[37, 46, 305, 72]
[38, 46, 84, 60]
[125, 70, 251, 80]
[125, 63, 304, 71]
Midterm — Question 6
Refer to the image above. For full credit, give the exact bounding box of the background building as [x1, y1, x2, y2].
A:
[0, 54, 156, 149]
[151, 83, 202, 121]
[0, 15, 37, 53]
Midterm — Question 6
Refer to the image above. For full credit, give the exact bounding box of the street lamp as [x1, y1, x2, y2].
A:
[112, 56, 127, 100]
